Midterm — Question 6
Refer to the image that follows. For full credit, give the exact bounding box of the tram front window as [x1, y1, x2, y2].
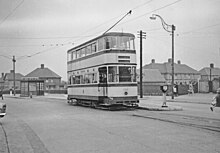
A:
[119, 66, 132, 82]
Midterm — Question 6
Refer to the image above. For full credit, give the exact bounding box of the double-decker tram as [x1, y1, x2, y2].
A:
[67, 32, 139, 109]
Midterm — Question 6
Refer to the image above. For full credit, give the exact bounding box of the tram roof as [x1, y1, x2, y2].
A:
[67, 32, 135, 53]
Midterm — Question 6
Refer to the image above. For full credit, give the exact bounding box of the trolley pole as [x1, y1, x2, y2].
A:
[137, 30, 146, 98]
[12, 56, 16, 96]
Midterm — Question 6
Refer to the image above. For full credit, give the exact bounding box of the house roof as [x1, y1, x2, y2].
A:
[5, 72, 24, 81]
[0, 77, 4, 83]
[143, 61, 200, 74]
[25, 64, 61, 79]
[199, 67, 220, 76]
[137, 69, 166, 83]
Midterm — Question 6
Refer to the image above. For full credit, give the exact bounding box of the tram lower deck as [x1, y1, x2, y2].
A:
[67, 83, 139, 108]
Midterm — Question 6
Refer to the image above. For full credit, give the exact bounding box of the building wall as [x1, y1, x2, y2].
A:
[3, 80, 21, 90]
[163, 73, 200, 85]
[43, 78, 61, 90]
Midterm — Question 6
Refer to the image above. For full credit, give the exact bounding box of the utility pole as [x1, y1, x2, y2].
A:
[137, 30, 146, 98]
[171, 25, 175, 99]
[12, 56, 16, 96]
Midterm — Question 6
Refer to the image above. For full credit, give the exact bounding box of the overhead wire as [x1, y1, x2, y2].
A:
[2, 0, 183, 61]
[118, 0, 183, 26]
[0, 0, 24, 27]
[16, 0, 156, 60]
[179, 22, 220, 36]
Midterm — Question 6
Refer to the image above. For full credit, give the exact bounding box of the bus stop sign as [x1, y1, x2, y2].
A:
[160, 85, 168, 93]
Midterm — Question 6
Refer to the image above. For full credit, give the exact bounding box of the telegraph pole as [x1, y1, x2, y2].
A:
[137, 30, 146, 98]
[171, 25, 175, 99]
[12, 56, 16, 96]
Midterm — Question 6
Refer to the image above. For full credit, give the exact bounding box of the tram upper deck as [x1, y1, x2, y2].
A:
[67, 32, 136, 71]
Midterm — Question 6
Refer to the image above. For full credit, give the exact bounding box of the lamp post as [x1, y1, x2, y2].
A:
[150, 14, 176, 99]
[12, 56, 16, 96]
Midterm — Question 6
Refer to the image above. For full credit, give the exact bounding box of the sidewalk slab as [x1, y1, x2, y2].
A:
[138, 106, 183, 111]
[138, 96, 183, 111]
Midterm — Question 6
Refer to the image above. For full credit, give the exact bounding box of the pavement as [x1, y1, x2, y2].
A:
[2, 92, 215, 111]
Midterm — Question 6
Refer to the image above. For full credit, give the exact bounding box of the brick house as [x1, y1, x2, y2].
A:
[199, 65, 220, 92]
[199, 67, 220, 81]
[143, 59, 200, 85]
[2, 70, 24, 91]
[25, 64, 63, 91]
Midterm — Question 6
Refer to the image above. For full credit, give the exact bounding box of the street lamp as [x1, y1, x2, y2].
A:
[150, 14, 176, 99]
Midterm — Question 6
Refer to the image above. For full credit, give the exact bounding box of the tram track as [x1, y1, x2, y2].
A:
[0, 121, 10, 153]
[132, 113, 220, 133]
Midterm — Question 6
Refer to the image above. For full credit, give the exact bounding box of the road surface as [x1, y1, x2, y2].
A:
[0, 96, 219, 153]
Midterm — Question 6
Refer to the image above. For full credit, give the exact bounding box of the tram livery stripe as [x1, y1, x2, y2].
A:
[67, 49, 136, 64]
[68, 83, 137, 88]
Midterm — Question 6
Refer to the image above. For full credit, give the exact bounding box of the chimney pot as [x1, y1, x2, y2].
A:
[177, 60, 181, 64]
[151, 59, 155, 63]
[168, 58, 172, 63]
[41, 64, 44, 69]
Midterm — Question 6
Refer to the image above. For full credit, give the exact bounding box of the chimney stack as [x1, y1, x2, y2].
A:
[1, 73, 4, 78]
[210, 63, 214, 68]
[177, 60, 181, 64]
[10, 70, 14, 73]
[151, 59, 155, 63]
[41, 64, 44, 69]
[168, 58, 172, 63]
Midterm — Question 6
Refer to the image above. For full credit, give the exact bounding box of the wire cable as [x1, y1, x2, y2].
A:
[119, 0, 183, 26]
[0, 0, 24, 27]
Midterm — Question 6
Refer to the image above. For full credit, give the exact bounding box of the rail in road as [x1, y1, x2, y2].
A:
[133, 112, 220, 133]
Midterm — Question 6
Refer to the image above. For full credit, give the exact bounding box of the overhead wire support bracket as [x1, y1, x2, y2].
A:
[102, 10, 132, 35]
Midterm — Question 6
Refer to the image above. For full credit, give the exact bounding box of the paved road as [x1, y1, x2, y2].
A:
[0, 95, 220, 153]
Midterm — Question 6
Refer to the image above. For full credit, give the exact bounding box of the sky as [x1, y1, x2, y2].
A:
[0, 0, 220, 81]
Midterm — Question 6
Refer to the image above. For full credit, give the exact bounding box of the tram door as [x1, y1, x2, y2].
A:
[98, 67, 108, 100]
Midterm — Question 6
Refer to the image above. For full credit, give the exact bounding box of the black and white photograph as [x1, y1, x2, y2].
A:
[0, 0, 220, 153]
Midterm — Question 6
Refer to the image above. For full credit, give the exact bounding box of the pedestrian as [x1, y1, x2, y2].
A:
[188, 82, 194, 96]
[210, 88, 220, 112]
[0, 91, 3, 100]
[173, 84, 178, 97]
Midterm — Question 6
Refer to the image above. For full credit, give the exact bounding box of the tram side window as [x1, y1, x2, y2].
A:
[81, 48, 86, 57]
[84, 73, 97, 84]
[98, 38, 104, 51]
[108, 66, 118, 82]
[119, 66, 131, 82]
[110, 37, 117, 48]
[86, 45, 91, 55]
[104, 37, 110, 49]
[92, 73, 97, 83]
[72, 51, 76, 60]
[91, 43, 97, 53]
[76, 49, 81, 58]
